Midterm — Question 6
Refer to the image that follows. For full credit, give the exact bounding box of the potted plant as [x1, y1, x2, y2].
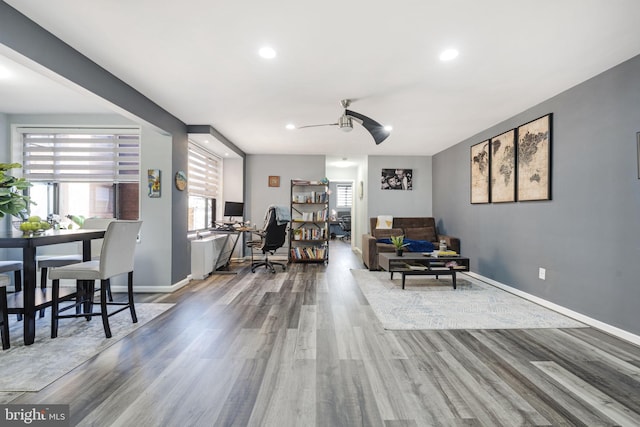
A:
[390, 235, 409, 256]
[0, 162, 33, 220]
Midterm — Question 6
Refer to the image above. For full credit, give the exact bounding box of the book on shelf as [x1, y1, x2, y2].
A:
[406, 264, 428, 270]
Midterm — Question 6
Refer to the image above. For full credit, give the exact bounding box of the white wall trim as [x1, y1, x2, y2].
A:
[465, 271, 640, 347]
[112, 277, 190, 294]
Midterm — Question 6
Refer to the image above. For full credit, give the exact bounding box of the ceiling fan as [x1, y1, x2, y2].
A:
[297, 99, 390, 145]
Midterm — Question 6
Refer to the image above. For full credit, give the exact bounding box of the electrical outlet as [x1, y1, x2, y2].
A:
[538, 267, 546, 280]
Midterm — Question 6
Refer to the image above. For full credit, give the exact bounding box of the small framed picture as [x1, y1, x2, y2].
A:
[268, 175, 280, 187]
[148, 169, 161, 198]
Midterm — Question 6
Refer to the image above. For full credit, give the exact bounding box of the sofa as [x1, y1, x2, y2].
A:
[361, 217, 461, 270]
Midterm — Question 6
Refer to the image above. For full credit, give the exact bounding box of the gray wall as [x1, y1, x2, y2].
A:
[246, 154, 325, 256]
[433, 54, 640, 335]
[367, 155, 433, 226]
[1, 3, 191, 285]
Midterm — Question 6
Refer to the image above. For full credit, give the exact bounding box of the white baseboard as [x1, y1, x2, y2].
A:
[112, 277, 190, 294]
[465, 271, 640, 347]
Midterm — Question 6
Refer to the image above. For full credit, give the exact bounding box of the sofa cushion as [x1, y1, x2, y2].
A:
[373, 228, 403, 239]
[404, 226, 437, 242]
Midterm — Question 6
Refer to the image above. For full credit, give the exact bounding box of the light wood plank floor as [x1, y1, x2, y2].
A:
[5, 240, 640, 426]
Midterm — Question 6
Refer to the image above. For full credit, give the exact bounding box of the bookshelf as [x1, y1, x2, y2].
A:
[289, 180, 329, 263]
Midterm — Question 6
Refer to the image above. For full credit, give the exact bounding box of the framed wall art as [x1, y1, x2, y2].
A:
[381, 169, 412, 190]
[148, 169, 161, 198]
[470, 140, 490, 203]
[268, 175, 280, 187]
[490, 129, 516, 203]
[517, 113, 552, 201]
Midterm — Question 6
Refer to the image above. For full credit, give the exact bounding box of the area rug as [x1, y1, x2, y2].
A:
[0, 303, 174, 392]
[352, 270, 586, 330]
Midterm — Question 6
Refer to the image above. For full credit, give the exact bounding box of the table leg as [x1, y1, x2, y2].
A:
[390, 272, 394, 280]
[22, 246, 37, 345]
[402, 273, 406, 290]
[452, 272, 457, 290]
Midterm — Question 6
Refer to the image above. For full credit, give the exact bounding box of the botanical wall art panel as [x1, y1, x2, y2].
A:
[470, 140, 490, 204]
[490, 129, 516, 203]
[517, 114, 552, 201]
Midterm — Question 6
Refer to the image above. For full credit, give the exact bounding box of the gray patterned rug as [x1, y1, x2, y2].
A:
[0, 303, 174, 392]
[352, 270, 586, 330]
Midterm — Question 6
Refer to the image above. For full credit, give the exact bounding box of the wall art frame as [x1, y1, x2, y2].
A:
[490, 129, 516, 203]
[516, 113, 552, 201]
[148, 169, 161, 198]
[381, 169, 412, 190]
[470, 140, 490, 204]
[268, 175, 280, 187]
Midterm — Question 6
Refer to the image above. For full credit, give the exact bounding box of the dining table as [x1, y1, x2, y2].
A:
[0, 228, 106, 345]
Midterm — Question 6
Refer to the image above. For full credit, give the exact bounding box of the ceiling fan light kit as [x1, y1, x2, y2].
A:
[298, 99, 390, 144]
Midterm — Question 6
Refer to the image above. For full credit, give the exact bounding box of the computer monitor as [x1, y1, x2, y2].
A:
[223, 201, 244, 222]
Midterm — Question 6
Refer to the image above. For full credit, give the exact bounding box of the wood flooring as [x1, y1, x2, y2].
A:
[3, 240, 640, 426]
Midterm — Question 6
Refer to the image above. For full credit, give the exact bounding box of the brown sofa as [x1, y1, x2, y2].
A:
[361, 217, 460, 270]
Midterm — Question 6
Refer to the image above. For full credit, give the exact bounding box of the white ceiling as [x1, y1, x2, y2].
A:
[3, 0, 640, 157]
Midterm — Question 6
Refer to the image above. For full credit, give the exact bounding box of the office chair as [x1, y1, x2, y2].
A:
[247, 206, 288, 273]
[49, 220, 142, 339]
[339, 215, 351, 241]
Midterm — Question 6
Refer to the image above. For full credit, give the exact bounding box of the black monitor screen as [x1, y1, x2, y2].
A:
[223, 201, 244, 218]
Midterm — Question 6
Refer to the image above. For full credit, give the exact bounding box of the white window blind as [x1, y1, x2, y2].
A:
[188, 141, 221, 198]
[20, 128, 140, 182]
[336, 184, 353, 207]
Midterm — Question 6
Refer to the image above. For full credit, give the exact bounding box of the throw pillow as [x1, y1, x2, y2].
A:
[404, 226, 437, 242]
[376, 215, 393, 229]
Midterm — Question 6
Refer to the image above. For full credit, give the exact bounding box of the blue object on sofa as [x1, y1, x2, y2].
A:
[377, 238, 434, 253]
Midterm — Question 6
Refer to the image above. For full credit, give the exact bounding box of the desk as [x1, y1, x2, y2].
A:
[0, 229, 105, 345]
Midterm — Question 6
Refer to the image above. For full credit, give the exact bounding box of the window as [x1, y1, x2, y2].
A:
[188, 141, 221, 231]
[336, 184, 353, 208]
[18, 128, 140, 222]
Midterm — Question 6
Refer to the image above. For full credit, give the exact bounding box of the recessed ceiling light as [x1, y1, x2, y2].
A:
[439, 48, 459, 62]
[259, 46, 277, 59]
[285, 123, 295, 130]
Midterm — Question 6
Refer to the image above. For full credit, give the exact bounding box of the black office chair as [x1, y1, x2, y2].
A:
[247, 206, 288, 273]
[339, 215, 351, 241]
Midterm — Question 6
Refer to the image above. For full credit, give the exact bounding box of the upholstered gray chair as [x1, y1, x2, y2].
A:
[0, 261, 23, 321]
[38, 217, 115, 312]
[0, 274, 10, 349]
[49, 220, 142, 339]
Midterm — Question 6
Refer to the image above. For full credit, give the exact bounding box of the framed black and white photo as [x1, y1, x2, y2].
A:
[381, 169, 412, 190]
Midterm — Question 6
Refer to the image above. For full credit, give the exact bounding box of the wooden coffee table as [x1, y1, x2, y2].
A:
[378, 252, 470, 289]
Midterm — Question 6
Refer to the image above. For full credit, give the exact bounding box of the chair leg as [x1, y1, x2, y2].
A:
[100, 279, 112, 338]
[14, 270, 23, 321]
[127, 272, 138, 323]
[51, 279, 60, 339]
[39, 267, 47, 318]
[0, 286, 9, 350]
[106, 281, 113, 302]
[83, 280, 95, 321]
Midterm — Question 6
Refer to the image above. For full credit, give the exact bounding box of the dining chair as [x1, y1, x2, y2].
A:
[38, 217, 115, 314]
[0, 260, 23, 321]
[0, 274, 10, 349]
[49, 220, 142, 339]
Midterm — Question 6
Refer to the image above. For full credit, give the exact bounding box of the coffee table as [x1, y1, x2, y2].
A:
[378, 252, 470, 289]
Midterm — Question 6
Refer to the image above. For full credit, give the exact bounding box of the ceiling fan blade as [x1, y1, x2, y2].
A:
[297, 123, 338, 129]
[345, 109, 390, 145]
